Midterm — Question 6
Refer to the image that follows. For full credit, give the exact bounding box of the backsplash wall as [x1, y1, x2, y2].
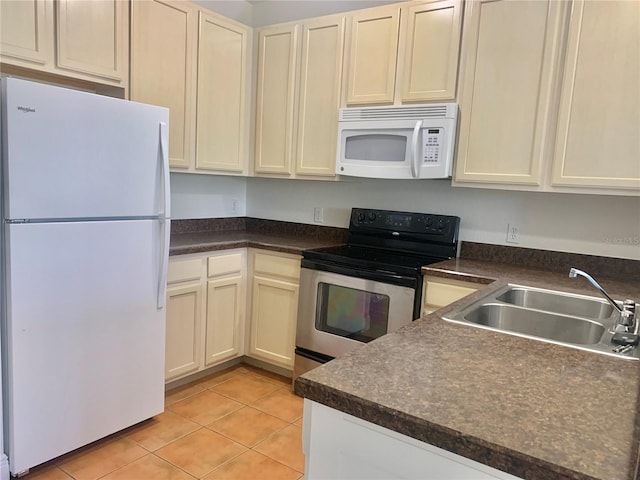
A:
[246, 177, 640, 261]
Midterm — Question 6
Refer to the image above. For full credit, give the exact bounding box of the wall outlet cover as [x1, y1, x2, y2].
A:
[506, 224, 519, 244]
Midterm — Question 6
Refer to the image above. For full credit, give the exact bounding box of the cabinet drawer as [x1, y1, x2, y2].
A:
[254, 252, 300, 280]
[424, 279, 477, 307]
[208, 252, 243, 277]
[167, 258, 202, 284]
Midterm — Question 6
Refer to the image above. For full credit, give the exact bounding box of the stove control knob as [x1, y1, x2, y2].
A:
[425, 216, 433, 227]
[438, 219, 445, 230]
[357, 212, 366, 222]
[368, 212, 377, 222]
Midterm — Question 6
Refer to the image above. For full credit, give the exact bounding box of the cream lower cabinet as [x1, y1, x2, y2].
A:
[422, 276, 479, 316]
[166, 257, 203, 381]
[248, 250, 301, 369]
[0, 0, 128, 90]
[205, 252, 246, 366]
[165, 250, 246, 382]
[304, 400, 521, 480]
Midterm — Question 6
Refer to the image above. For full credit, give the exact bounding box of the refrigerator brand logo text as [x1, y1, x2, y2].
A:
[17, 106, 36, 113]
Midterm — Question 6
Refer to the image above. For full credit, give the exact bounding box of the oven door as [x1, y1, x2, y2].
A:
[296, 263, 417, 361]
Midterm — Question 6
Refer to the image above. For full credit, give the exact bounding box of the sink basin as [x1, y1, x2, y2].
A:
[496, 287, 614, 320]
[443, 284, 638, 360]
[464, 303, 606, 345]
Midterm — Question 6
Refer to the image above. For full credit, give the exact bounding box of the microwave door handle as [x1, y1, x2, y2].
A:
[411, 120, 423, 178]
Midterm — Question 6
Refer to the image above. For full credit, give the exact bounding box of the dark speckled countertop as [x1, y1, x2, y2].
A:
[295, 260, 640, 480]
[169, 218, 348, 256]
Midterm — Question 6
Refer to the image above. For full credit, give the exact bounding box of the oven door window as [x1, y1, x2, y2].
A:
[315, 282, 390, 343]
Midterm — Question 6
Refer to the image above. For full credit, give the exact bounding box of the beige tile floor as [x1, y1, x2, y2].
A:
[23, 365, 305, 480]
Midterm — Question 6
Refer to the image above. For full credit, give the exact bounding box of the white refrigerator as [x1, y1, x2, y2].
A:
[0, 78, 170, 476]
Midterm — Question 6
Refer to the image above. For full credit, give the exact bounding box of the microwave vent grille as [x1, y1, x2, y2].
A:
[339, 103, 456, 121]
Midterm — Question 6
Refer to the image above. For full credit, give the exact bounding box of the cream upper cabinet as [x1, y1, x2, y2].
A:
[130, 0, 197, 170]
[343, 0, 462, 106]
[254, 25, 299, 175]
[56, 0, 128, 83]
[345, 5, 400, 105]
[0, 0, 127, 89]
[248, 250, 301, 369]
[551, 0, 640, 191]
[0, 0, 52, 67]
[454, 0, 566, 185]
[205, 252, 246, 366]
[399, 0, 462, 102]
[195, 11, 250, 175]
[295, 16, 346, 176]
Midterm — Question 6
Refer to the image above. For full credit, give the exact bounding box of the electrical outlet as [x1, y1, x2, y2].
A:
[314, 207, 324, 223]
[506, 224, 519, 244]
[231, 199, 239, 215]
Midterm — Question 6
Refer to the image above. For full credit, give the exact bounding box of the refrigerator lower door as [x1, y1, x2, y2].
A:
[4, 220, 166, 474]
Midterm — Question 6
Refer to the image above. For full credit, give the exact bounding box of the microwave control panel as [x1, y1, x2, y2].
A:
[422, 128, 444, 164]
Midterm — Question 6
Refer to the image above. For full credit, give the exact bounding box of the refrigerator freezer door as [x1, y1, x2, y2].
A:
[4, 220, 166, 474]
[2, 78, 169, 220]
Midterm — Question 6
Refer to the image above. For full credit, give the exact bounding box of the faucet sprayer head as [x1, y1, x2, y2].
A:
[569, 268, 578, 278]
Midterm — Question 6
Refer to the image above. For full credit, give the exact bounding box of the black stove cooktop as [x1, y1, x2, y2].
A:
[303, 245, 444, 275]
[303, 208, 460, 277]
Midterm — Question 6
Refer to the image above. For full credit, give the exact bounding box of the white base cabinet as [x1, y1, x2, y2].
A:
[247, 249, 301, 369]
[165, 250, 246, 382]
[422, 275, 479, 316]
[166, 248, 301, 382]
[303, 399, 521, 480]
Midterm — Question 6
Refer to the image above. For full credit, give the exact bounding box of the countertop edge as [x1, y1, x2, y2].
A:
[293, 374, 587, 480]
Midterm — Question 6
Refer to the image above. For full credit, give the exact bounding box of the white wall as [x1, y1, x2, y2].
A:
[170, 173, 247, 219]
[246, 177, 640, 260]
[190, 0, 254, 25]
[250, 0, 398, 26]
[190, 0, 398, 26]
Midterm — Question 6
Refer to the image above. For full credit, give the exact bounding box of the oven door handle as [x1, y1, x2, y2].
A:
[301, 260, 418, 289]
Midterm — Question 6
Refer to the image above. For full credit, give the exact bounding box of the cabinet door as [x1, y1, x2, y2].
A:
[249, 275, 299, 368]
[295, 16, 345, 176]
[0, 0, 52, 67]
[205, 275, 244, 366]
[56, 0, 127, 83]
[254, 25, 299, 175]
[454, 0, 565, 185]
[196, 11, 249, 174]
[551, 0, 640, 190]
[399, 0, 462, 102]
[130, 0, 196, 169]
[422, 276, 478, 316]
[166, 283, 202, 381]
[345, 5, 400, 105]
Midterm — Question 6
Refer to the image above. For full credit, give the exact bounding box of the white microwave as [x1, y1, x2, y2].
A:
[336, 103, 458, 179]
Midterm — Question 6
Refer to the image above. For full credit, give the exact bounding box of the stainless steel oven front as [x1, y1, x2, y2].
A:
[294, 262, 417, 379]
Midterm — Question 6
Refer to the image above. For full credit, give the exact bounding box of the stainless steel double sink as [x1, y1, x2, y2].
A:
[443, 284, 639, 360]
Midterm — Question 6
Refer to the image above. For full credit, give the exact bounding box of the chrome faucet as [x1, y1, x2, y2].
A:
[569, 268, 636, 333]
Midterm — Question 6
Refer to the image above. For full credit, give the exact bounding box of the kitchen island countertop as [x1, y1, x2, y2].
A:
[295, 259, 640, 480]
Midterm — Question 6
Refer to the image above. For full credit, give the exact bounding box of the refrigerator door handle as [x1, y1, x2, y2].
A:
[157, 122, 170, 310]
[159, 122, 170, 219]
